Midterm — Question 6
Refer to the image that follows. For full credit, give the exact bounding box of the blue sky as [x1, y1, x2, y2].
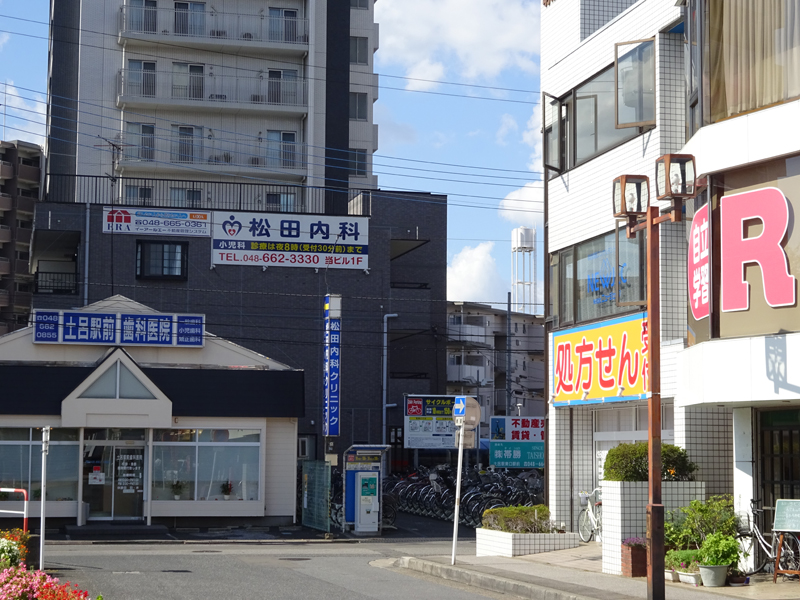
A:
[0, 0, 544, 310]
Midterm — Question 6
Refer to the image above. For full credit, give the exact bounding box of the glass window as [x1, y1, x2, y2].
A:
[31, 445, 79, 501]
[350, 37, 369, 65]
[154, 429, 196, 442]
[197, 429, 260, 443]
[0, 428, 30, 441]
[197, 446, 259, 501]
[0, 444, 29, 492]
[543, 93, 562, 173]
[560, 249, 574, 324]
[615, 39, 655, 129]
[349, 149, 367, 176]
[576, 229, 644, 322]
[575, 66, 639, 164]
[350, 0, 368, 8]
[136, 241, 188, 279]
[550, 253, 560, 326]
[349, 92, 367, 120]
[706, 0, 800, 123]
[152, 444, 197, 500]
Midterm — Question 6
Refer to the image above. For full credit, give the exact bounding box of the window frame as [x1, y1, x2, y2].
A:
[135, 240, 189, 280]
[349, 148, 367, 177]
[350, 0, 368, 8]
[349, 36, 369, 65]
[614, 38, 656, 130]
[349, 92, 368, 121]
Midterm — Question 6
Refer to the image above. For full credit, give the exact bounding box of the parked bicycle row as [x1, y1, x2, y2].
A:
[382, 465, 545, 528]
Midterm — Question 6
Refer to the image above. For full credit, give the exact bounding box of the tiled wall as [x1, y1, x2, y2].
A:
[548, 404, 594, 531]
[580, 0, 639, 41]
[674, 406, 733, 497]
[601, 480, 706, 575]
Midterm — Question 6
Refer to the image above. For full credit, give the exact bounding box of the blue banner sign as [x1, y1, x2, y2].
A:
[489, 416, 545, 469]
[32, 311, 205, 347]
[323, 295, 341, 437]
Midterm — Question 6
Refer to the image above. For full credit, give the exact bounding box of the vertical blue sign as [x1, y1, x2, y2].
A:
[323, 294, 341, 437]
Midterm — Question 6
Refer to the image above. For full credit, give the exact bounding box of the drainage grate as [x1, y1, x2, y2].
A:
[162, 570, 192, 573]
[278, 558, 311, 561]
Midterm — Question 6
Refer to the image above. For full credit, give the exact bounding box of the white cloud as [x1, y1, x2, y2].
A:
[374, 103, 418, 152]
[447, 242, 509, 304]
[375, 0, 540, 89]
[2, 81, 46, 145]
[0, 33, 10, 52]
[521, 103, 543, 173]
[495, 114, 518, 146]
[498, 183, 544, 229]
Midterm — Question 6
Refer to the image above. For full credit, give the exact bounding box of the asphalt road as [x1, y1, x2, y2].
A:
[45, 539, 501, 600]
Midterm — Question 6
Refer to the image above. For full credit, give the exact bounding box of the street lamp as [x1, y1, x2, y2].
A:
[612, 154, 697, 600]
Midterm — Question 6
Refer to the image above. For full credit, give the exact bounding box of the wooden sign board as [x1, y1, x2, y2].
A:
[772, 500, 800, 584]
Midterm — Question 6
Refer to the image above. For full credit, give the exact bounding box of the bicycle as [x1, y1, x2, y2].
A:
[578, 488, 602, 543]
[736, 498, 800, 576]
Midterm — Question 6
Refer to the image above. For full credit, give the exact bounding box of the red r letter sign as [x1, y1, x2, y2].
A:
[721, 187, 796, 312]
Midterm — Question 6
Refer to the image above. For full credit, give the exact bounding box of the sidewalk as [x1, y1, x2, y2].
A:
[391, 541, 800, 600]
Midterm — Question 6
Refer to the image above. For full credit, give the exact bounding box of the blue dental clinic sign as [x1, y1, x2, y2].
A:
[32, 310, 205, 347]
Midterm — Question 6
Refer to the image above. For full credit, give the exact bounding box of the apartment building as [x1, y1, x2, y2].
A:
[0, 140, 42, 335]
[540, 0, 734, 537]
[446, 302, 545, 430]
[48, 0, 379, 195]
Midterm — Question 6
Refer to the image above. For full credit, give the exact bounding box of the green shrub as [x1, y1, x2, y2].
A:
[602, 442, 697, 482]
[679, 495, 738, 549]
[482, 505, 552, 533]
[699, 532, 739, 566]
[665, 549, 700, 573]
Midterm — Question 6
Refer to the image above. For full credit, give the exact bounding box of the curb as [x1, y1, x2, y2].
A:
[395, 556, 634, 600]
[45, 537, 361, 546]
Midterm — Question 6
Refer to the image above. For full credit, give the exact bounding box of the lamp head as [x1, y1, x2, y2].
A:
[655, 154, 696, 200]
[612, 175, 650, 218]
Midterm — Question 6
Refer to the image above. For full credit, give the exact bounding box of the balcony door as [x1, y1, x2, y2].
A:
[174, 2, 205, 36]
[269, 8, 298, 42]
[172, 63, 204, 100]
[267, 70, 298, 105]
[172, 126, 199, 163]
[130, 0, 157, 33]
[128, 60, 156, 98]
[265, 131, 297, 168]
[124, 123, 155, 161]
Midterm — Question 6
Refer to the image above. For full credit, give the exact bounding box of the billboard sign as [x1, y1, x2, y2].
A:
[212, 212, 369, 269]
[551, 312, 649, 406]
[489, 416, 545, 469]
[688, 203, 710, 321]
[323, 294, 341, 437]
[103, 207, 211, 237]
[404, 395, 456, 449]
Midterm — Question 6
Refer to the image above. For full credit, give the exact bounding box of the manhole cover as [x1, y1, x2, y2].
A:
[279, 558, 311, 561]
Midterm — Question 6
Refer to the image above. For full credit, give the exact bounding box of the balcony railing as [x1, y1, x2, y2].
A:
[447, 324, 490, 346]
[0, 258, 9, 275]
[118, 133, 307, 173]
[0, 225, 10, 244]
[447, 363, 492, 384]
[117, 69, 308, 109]
[0, 289, 8, 307]
[14, 228, 32, 245]
[119, 5, 309, 46]
[0, 193, 11, 212]
[45, 174, 372, 217]
[35, 272, 78, 295]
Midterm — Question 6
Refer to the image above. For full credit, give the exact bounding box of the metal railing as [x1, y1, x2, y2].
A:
[118, 69, 308, 107]
[35, 272, 79, 295]
[119, 5, 309, 45]
[117, 133, 308, 172]
[0, 487, 28, 532]
[45, 174, 372, 217]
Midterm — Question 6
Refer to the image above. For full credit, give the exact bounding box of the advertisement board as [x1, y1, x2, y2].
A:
[403, 396, 459, 449]
[323, 294, 341, 437]
[212, 212, 369, 269]
[103, 207, 211, 237]
[551, 312, 649, 406]
[489, 416, 545, 468]
[32, 310, 205, 347]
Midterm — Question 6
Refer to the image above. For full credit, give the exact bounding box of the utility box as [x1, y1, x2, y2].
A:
[354, 472, 379, 534]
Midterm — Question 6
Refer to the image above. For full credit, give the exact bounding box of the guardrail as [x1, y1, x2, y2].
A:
[0, 487, 29, 532]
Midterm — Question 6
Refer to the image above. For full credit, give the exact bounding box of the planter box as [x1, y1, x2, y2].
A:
[677, 571, 702, 586]
[476, 528, 580, 558]
[621, 544, 647, 577]
[665, 570, 680, 582]
[601, 480, 705, 576]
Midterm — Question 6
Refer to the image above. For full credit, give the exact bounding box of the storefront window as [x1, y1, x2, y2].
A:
[85, 428, 145, 441]
[0, 429, 79, 500]
[152, 429, 260, 501]
[706, 0, 800, 123]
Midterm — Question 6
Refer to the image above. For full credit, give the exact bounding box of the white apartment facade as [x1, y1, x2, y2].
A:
[541, 0, 734, 532]
[47, 0, 379, 200]
[446, 302, 545, 430]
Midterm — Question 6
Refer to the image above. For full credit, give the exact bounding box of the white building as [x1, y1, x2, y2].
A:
[541, 0, 735, 535]
[446, 302, 545, 430]
[47, 0, 379, 195]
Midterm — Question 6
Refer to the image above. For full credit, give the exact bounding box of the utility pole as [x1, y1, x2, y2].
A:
[506, 292, 511, 416]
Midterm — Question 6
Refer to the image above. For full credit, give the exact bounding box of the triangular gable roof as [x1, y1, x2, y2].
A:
[62, 347, 172, 427]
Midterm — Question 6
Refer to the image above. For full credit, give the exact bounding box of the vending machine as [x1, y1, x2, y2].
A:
[354, 471, 379, 534]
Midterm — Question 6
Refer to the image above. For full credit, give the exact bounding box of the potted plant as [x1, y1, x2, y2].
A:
[621, 537, 647, 578]
[171, 480, 185, 500]
[728, 567, 749, 586]
[220, 480, 233, 500]
[665, 549, 701, 585]
[698, 532, 739, 587]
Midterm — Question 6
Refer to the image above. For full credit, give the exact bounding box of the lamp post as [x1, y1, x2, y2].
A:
[612, 154, 696, 600]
